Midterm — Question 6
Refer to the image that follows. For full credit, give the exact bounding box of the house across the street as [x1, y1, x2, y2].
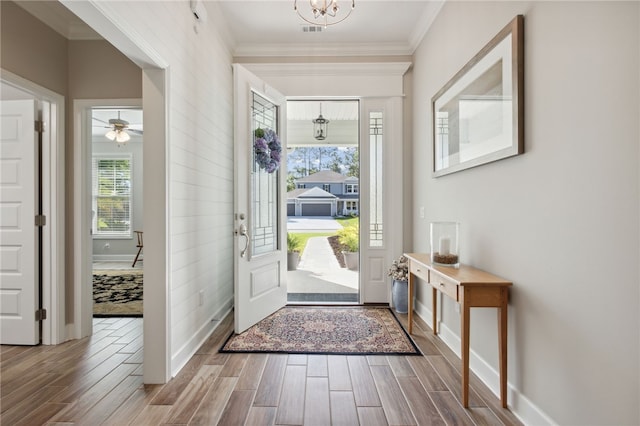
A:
[287, 170, 359, 217]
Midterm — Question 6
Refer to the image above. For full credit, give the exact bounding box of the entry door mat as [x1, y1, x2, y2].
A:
[93, 270, 143, 317]
[220, 306, 420, 356]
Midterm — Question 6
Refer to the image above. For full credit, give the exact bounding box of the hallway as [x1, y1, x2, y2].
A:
[0, 314, 521, 425]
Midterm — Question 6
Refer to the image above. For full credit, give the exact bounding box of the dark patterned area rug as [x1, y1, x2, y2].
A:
[93, 270, 143, 317]
[220, 306, 420, 356]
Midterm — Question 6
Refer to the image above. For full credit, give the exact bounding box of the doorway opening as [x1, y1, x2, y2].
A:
[285, 99, 360, 303]
[90, 107, 144, 318]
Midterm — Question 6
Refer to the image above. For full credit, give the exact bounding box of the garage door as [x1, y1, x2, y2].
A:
[302, 203, 331, 216]
[287, 203, 295, 216]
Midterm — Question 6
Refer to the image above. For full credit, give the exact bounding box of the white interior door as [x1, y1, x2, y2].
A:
[233, 65, 288, 333]
[0, 99, 39, 345]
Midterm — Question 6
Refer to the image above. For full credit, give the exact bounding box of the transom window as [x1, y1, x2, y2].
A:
[92, 155, 132, 238]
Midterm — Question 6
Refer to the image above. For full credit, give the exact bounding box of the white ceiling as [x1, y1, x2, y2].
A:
[288, 100, 358, 121]
[14, 0, 102, 40]
[15, 0, 444, 57]
[14, 1, 438, 146]
[288, 100, 359, 146]
[213, 0, 444, 56]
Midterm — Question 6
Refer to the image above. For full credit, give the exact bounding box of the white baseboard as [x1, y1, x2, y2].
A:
[413, 299, 555, 426]
[65, 323, 77, 341]
[92, 254, 138, 262]
[170, 297, 233, 377]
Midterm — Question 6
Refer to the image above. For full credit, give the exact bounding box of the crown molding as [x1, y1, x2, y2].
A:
[233, 42, 414, 58]
[242, 62, 412, 78]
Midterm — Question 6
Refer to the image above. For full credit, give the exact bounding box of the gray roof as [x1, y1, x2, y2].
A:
[287, 188, 307, 199]
[295, 170, 358, 184]
[287, 187, 337, 200]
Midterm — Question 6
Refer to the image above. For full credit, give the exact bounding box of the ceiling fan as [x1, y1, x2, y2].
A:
[93, 110, 143, 144]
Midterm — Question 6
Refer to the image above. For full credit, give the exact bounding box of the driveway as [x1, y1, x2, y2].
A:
[287, 216, 343, 232]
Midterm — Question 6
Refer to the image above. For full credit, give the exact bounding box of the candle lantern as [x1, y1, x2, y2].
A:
[430, 222, 460, 268]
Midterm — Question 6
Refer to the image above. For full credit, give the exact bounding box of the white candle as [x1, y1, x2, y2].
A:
[439, 236, 450, 255]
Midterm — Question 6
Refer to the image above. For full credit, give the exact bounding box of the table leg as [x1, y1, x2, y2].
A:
[432, 287, 437, 335]
[461, 292, 470, 408]
[408, 271, 414, 334]
[498, 288, 508, 408]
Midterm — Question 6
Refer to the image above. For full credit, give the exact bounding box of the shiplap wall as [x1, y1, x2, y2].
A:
[94, 1, 235, 374]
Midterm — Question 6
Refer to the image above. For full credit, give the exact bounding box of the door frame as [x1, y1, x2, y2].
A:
[0, 69, 66, 345]
[73, 98, 141, 336]
[244, 62, 410, 304]
[63, 1, 171, 384]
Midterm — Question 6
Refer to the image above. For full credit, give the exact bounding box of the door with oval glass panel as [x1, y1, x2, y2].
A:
[233, 64, 288, 333]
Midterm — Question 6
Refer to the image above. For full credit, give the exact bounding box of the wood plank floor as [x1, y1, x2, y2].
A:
[0, 311, 522, 425]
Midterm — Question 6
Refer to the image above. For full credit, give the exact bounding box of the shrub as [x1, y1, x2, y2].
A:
[287, 233, 303, 253]
[337, 223, 359, 252]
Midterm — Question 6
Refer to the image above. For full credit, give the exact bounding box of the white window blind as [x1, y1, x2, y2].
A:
[92, 156, 132, 237]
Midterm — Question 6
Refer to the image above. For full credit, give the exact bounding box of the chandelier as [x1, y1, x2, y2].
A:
[294, 0, 355, 28]
[312, 104, 329, 141]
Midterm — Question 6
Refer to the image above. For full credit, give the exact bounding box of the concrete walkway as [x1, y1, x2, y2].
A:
[287, 236, 358, 294]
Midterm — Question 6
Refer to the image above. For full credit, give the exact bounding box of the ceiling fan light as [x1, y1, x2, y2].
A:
[116, 130, 131, 143]
[105, 129, 117, 141]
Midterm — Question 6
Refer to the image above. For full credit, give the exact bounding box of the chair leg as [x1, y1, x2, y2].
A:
[132, 246, 142, 267]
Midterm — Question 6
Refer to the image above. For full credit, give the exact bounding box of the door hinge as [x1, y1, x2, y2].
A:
[34, 120, 45, 133]
[35, 215, 46, 227]
[36, 309, 47, 321]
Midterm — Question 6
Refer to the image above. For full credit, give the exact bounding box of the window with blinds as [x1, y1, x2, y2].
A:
[92, 156, 132, 238]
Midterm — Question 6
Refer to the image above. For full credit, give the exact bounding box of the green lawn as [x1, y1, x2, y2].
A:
[335, 216, 359, 228]
[288, 216, 359, 256]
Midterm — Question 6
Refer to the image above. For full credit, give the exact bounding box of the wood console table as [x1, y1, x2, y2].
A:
[404, 253, 512, 408]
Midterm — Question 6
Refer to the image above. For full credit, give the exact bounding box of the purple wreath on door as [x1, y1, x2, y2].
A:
[254, 128, 282, 173]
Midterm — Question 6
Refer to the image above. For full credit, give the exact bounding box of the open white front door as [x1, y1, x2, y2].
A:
[233, 65, 287, 333]
[0, 99, 39, 345]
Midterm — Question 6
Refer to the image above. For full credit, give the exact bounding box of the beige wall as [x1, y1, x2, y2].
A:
[412, 2, 639, 424]
[1, 1, 68, 95]
[1, 1, 142, 324]
[68, 40, 141, 99]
